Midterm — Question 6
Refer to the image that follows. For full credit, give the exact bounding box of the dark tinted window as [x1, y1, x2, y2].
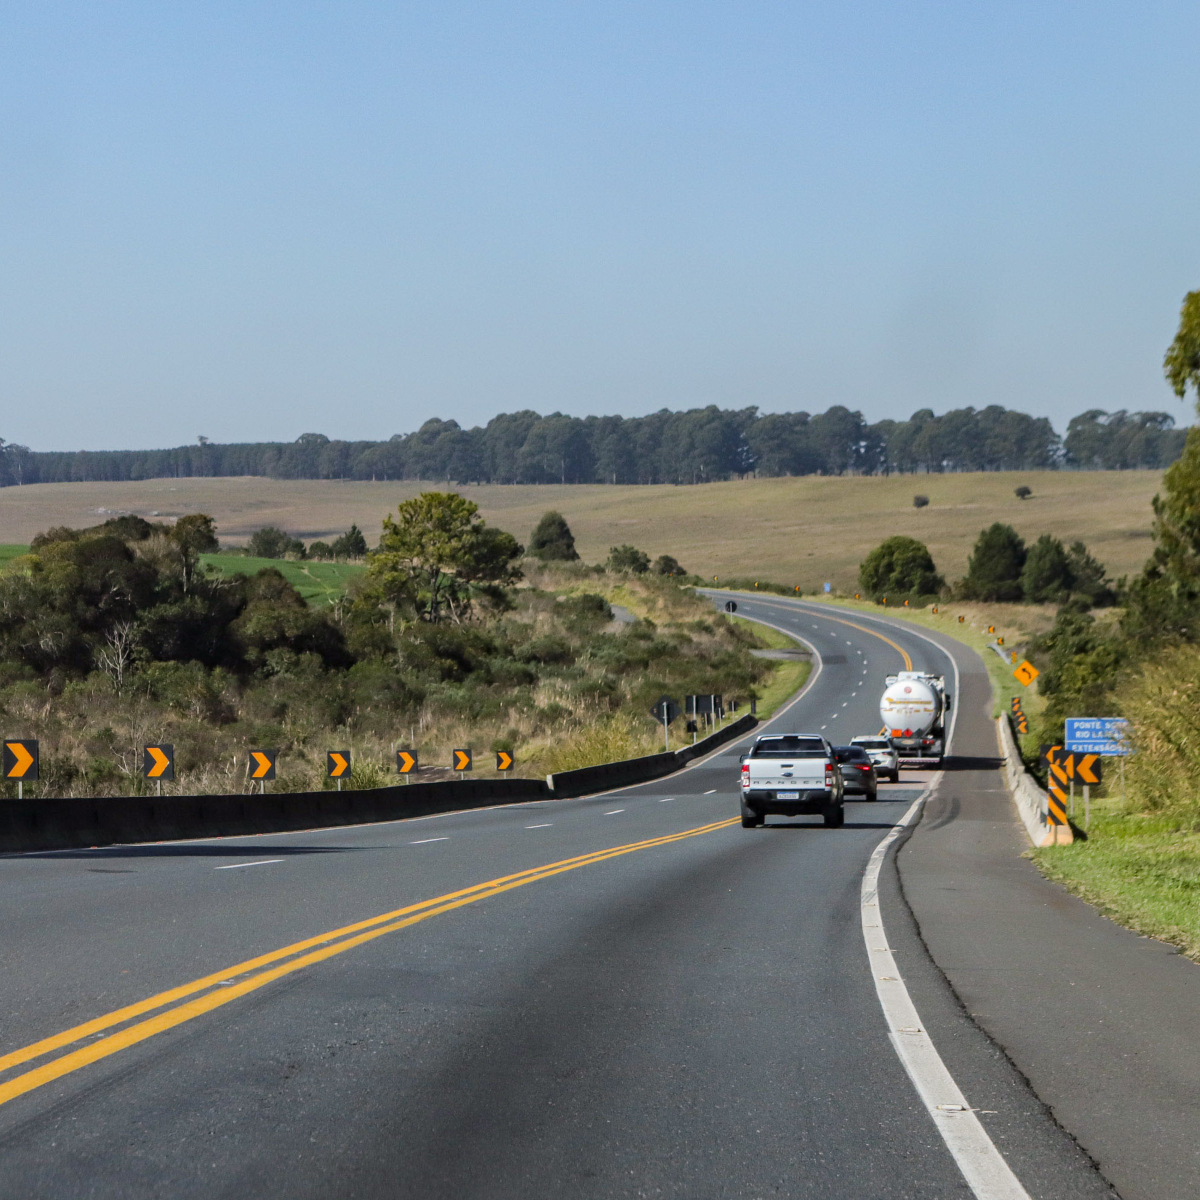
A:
[835, 746, 872, 762]
[751, 736, 827, 758]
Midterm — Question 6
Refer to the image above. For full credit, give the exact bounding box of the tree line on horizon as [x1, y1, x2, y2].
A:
[0, 403, 1186, 489]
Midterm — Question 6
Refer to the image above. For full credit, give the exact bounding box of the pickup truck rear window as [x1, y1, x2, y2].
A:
[750, 737, 827, 758]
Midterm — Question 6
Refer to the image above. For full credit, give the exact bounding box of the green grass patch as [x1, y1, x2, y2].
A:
[1033, 800, 1200, 962]
[0, 544, 31, 568]
[728, 613, 813, 721]
[200, 554, 365, 607]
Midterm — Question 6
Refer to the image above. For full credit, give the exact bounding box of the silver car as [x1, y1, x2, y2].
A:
[850, 735, 899, 783]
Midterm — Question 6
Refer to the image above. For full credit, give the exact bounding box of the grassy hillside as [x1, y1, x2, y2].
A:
[199, 554, 364, 607]
[0, 470, 1162, 588]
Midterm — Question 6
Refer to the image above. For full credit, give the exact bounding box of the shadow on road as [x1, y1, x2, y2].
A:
[939, 754, 1003, 772]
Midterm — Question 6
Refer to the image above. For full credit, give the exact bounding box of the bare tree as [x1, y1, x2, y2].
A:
[96, 621, 139, 692]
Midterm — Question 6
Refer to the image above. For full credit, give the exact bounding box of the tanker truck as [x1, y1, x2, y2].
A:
[879, 671, 951, 762]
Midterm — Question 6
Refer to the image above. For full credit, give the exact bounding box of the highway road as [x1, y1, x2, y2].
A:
[0, 596, 1115, 1199]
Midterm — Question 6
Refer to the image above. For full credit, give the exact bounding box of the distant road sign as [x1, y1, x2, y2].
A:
[1013, 660, 1039, 687]
[496, 750, 514, 771]
[823, 582, 832, 593]
[397, 749, 418, 774]
[327, 751, 350, 778]
[143, 745, 174, 781]
[1065, 718, 1130, 756]
[652, 696, 681, 724]
[249, 750, 276, 780]
[724, 600, 737, 613]
[453, 748, 472, 772]
[3, 740, 37, 780]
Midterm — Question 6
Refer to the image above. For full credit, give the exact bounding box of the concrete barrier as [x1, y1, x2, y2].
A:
[0, 714, 762, 854]
[996, 714, 1070, 846]
[0, 777, 550, 855]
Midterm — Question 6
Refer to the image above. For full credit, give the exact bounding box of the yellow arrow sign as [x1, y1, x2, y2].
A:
[453, 749, 472, 772]
[250, 751, 275, 779]
[145, 746, 171, 778]
[397, 750, 417, 774]
[1076, 754, 1102, 785]
[327, 752, 349, 778]
[496, 750, 513, 771]
[1013, 660, 1039, 687]
[5, 741, 35, 778]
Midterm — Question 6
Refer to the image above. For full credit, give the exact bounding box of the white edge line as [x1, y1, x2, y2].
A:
[863, 790, 1030, 1200]
[214, 859, 283, 870]
[410, 837, 449, 844]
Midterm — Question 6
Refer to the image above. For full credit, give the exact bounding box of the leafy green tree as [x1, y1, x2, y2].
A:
[1015, 485, 1032, 500]
[1021, 535, 1072, 603]
[248, 526, 305, 561]
[331, 524, 368, 559]
[307, 541, 333, 560]
[858, 536, 943, 599]
[368, 492, 523, 624]
[528, 512, 579, 561]
[1065, 541, 1114, 607]
[607, 544, 650, 573]
[653, 554, 687, 576]
[171, 514, 219, 592]
[1029, 607, 1124, 746]
[1164, 291, 1200, 403]
[959, 523, 1026, 601]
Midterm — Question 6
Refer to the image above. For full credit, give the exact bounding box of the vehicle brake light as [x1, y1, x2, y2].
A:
[824, 765, 833, 787]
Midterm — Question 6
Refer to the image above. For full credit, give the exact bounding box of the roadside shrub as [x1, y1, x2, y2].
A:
[248, 526, 307, 559]
[957, 523, 1026, 601]
[528, 512, 579, 561]
[1015, 485, 1032, 499]
[913, 495, 929, 509]
[653, 554, 687, 576]
[858, 536, 943, 600]
[608, 544, 651, 573]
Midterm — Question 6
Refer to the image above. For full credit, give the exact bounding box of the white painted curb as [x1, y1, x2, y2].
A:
[996, 716, 1051, 848]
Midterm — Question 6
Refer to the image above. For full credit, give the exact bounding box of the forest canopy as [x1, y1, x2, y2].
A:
[0, 404, 1186, 489]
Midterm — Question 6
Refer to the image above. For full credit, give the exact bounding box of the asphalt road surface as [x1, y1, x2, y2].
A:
[0, 596, 1116, 1199]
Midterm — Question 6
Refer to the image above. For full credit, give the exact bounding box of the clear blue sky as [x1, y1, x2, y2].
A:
[2, 1, 1198, 450]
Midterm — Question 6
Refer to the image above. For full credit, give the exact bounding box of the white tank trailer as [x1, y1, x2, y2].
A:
[879, 671, 951, 761]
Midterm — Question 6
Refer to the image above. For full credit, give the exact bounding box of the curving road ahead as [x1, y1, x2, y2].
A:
[0, 596, 1114, 1199]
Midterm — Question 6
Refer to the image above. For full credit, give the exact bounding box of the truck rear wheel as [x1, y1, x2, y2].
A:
[742, 813, 763, 828]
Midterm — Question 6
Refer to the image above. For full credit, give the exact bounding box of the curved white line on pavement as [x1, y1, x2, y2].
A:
[862, 795, 1030, 1200]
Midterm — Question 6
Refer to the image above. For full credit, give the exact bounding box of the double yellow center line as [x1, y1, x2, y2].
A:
[0, 815, 738, 1110]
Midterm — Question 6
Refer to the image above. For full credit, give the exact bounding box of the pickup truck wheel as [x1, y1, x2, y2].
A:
[741, 813, 763, 828]
[823, 803, 844, 828]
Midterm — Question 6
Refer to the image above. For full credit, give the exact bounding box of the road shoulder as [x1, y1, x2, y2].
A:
[897, 631, 1200, 1200]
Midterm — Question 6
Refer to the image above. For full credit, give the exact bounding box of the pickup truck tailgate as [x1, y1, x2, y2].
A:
[747, 760, 826, 788]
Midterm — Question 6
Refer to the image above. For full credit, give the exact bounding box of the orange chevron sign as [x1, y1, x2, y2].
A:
[453, 748, 472, 772]
[496, 750, 513, 771]
[1075, 754, 1102, 785]
[249, 750, 276, 780]
[143, 745, 174, 780]
[396, 750, 417, 774]
[327, 751, 350, 778]
[3, 740, 37, 780]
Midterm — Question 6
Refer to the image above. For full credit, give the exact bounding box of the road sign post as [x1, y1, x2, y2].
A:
[3, 739, 38, 800]
[249, 749, 277, 794]
[652, 696, 680, 751]
[453, 748, 472, 778]
[143, 744, 174, 795]
[396, 749, 418, 782]
[327, 751, 350, 791]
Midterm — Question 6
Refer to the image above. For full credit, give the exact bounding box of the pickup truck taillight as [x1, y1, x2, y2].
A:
[824, 764, 833, 787]
[741, 762, 749, 787]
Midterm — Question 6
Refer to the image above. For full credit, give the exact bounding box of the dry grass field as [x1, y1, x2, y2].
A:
[0, 470, 1164, 589]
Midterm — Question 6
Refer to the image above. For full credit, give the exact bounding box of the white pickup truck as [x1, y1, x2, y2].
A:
[739, 734, 844, 828]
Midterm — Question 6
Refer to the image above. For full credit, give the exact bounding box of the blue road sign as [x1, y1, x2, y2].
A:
[1065, 717, 1131, 756]
[823, 582, 832, 593]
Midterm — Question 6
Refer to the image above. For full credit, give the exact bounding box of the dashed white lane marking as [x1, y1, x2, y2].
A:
[215, 860, 282, 870]
[411, 837, 449, 844]
[821, 725, 827, 730]
[525, 823, 552, 829]
[603, 809, 625, 815]
[704, 789, 717, 794]
[659, 798, 673, 802]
